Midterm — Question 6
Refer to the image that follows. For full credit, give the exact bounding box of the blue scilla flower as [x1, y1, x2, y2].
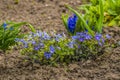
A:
[98, 38, 105, 46]
[68, 41, 75, 48]
[67, 14, 78, 33]
[21, 40, 28, 48]
[84, 33, 92, 40]
[75, 32, 92, 42]
[72, 35, 79, 40]
[106, 34, 111, 39]
[44, 52, 52, 59]
[39, 43, 44, 48]
[55, 34, 63, 42]
[3, 22, 7, 30]
[79, 37, 85, 42]
[95, 33, 105, 46]
[17, 39, 28, 48]
[36, 31, 43, 37]
[34, 43, 44, 51]
[43, 32, 50, 40]
[34, 46, 40, 51]
[49, 45, 55, 54]
[32, 40, 36, 45]
[95, 33, 102, 41]
[15, 38, 27, 48]
[9, 27, 14, 31]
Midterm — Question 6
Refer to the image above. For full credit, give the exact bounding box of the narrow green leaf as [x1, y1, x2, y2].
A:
[27, 23, 36, 32]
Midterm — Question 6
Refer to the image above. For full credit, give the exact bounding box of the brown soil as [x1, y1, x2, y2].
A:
[0, 0, 120, 80]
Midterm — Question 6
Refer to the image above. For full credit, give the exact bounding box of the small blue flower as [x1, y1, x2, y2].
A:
[84, 33, 92, 40]
[95, 33, 102, 41]
[19, 39, 28, 48]
[55, 34, 63, 42]
[3, 22, 7, 30]
[9, 27, 14, 31]
[98, 42, 102, 46]
[78, 45, 81, 49]
[74, 32, 92, 42]
[72, 35, 79, 40]
[95, 33, 105, 46]
[44, 52, 52, 59]
[36, 31, 43, 37]
[106, 34, 111, 39]
[32, 40, 36, 45]
[68, 41, 75, 48]
[34, 43, 44, 51]
[34, 46, 40, 51]
[49, 45, 55, 54]
[39, 43, 44, 48]
[43, 32, 50, 40]
[79, 37, 85, 42]
[67, 14, 78, 33]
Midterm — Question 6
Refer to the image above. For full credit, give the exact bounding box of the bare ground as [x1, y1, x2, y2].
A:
[0, 0, 120, 80]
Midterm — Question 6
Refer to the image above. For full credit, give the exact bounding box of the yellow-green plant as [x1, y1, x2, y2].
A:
[103, 0, 120, 27]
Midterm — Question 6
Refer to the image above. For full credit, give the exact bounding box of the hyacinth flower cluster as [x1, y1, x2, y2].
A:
[67, 14, 78, 33]
[15, 31, 76, 63]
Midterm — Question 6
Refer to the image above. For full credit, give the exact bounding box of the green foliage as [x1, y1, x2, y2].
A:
[0, 21, 35, 53]
[103, 0, 120, 27]
[80, 0, 120, 27]
[79, 0, 104, 33]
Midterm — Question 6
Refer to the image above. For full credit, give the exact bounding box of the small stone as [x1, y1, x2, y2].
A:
[45, 4, 49, 7]
[118, 41, 120, 46]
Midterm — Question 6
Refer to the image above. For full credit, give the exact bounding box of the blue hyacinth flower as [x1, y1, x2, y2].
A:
[67, 14, 78, 33]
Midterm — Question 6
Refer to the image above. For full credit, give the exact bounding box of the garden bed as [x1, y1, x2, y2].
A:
[0, 0, 120, 80]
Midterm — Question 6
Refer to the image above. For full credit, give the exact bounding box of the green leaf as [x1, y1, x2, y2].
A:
[61, 14, 69, 31]
[27, 23, 36, 32]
